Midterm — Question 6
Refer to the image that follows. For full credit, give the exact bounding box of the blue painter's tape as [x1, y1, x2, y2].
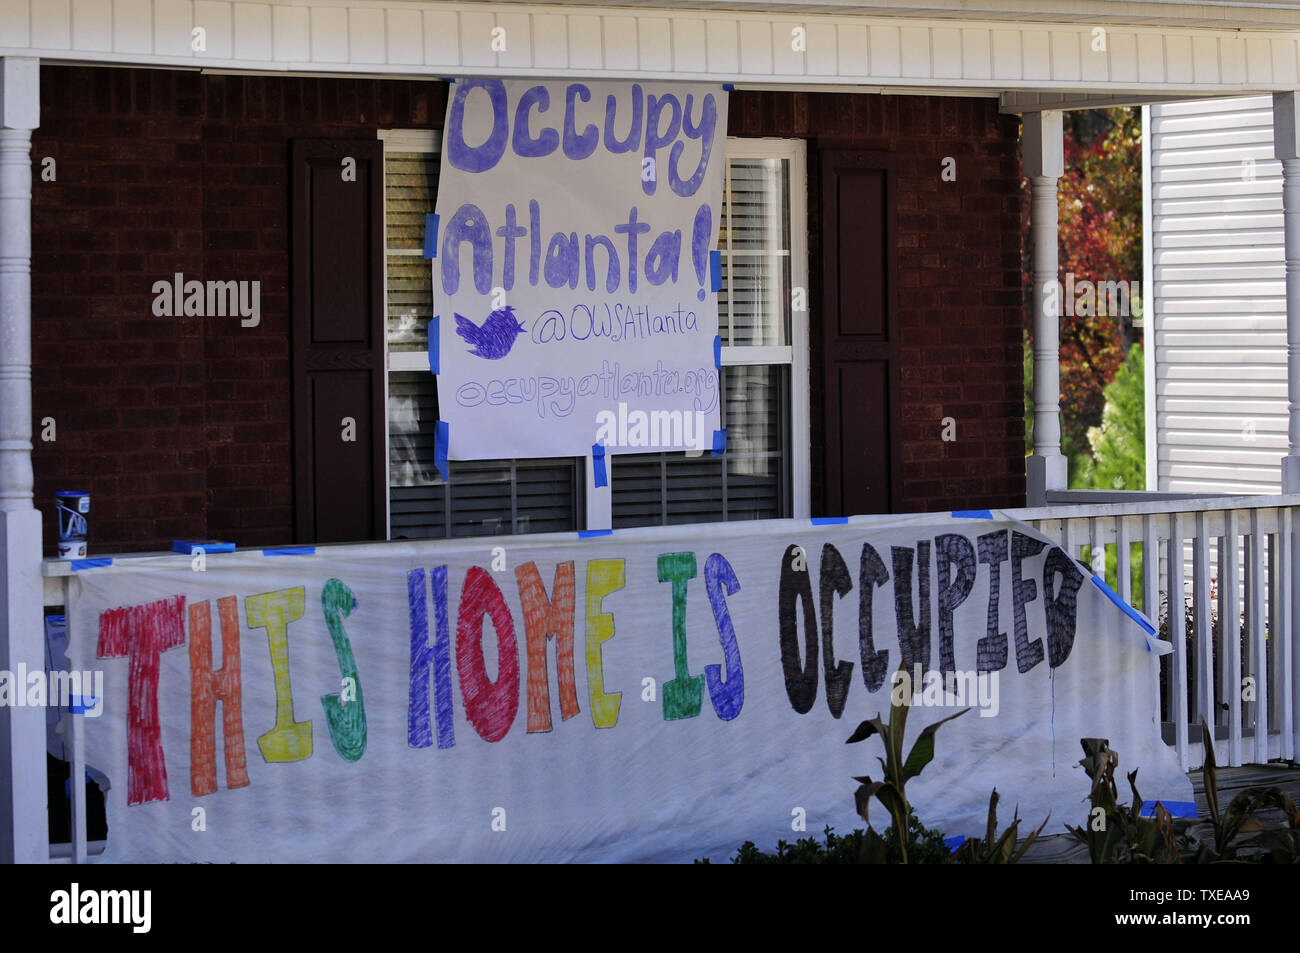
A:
[429, 315, 440, 374]
[441, 77, 457, 85]
[811, 516, 849, 525]
[1139, 800, 1199, 820]
[69, 696, 98, 715]
[592, 443, 607, 488]
[1091, 573, 1156, 636]
[709, 249, 722, 292]
[262, 547, 316, 556]
[579, 529, 613, 538]
[711, 428, 727, 456]
[434, 420, 449, 481]
[951, 509, 994, 519]
[713, 333, 721, 370]
[70, 558, 112, 571]
[173, 539, 234, 554]
[722, 83, 735, 91]
[424, 213, 439, 258]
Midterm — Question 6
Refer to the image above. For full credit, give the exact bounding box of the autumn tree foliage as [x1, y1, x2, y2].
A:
[1022, 108, 1142, 473]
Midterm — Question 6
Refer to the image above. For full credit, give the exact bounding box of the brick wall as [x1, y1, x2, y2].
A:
[32, 67, 444, 554]
[31, 69, 1023, 555]
[728, 91, 1026, 515]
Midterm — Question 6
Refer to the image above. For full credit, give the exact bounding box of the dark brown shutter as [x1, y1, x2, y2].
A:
[819, 150, 900, 517]
[291, 139, 386, 543]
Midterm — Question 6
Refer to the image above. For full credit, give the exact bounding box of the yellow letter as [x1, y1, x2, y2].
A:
[247, 588, 312, 761]
[585, 560, 625, 728]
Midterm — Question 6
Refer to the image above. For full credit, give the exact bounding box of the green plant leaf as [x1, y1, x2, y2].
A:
[1201, 717, 1221, 831]
[900, 708, 970, 783]
[846, 716, 885, 745]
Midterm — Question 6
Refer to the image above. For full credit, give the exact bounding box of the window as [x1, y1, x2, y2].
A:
[379, 133, 808, 538]
[610, 139, 810, 526]
[380, 131, 582, 540]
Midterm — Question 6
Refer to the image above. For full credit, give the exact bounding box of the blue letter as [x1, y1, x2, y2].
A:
[513, 86, 559, 158]
[704, 553, 744, 721]
[446, 80, 508, 173]
[408, 567, 455, 749]
[441, 204, 494, 295]
[604, 85, 643, 154]
[563, 84, 599, 160]
[643, 93, 682, 196]
[669, 93, 718, 198]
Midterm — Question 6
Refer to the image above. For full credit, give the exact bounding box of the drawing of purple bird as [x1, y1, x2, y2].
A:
[454, 306, 527, 360]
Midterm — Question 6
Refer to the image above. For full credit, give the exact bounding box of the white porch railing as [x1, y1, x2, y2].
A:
[39, 491, 1300, 860]
[1005, 491, 1300, 773]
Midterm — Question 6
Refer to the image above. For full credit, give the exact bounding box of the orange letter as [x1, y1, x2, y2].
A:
[515, 561, 579, 732]
[189, 597, 249, 796]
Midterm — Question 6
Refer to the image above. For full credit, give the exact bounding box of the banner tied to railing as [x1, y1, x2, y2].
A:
[65, 511, 1193, 862]
[431, 79, 728, 461]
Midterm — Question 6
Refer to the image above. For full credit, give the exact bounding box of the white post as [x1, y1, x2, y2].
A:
[0, 56, 46, 863]
[1023, 110, 1067, 506]
[1275, 93, 1300, 494]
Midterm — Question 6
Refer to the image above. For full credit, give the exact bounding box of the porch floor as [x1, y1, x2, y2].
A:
[1019, 763, 1300, 863]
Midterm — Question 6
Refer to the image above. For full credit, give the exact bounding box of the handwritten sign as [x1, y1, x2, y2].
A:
[433, 80, 728, 460]
[66, 512, 1193, 862]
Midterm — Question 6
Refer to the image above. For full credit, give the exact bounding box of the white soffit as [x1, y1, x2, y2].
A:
[0, 0, 1298, 95]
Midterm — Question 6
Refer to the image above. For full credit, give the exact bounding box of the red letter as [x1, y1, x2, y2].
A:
[456, 567, 519, 742]
[189, 597, 249, 797]
[97, 595, 187, 805]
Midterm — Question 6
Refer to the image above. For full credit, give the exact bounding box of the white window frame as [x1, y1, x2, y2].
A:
[378, 130, 810, 536]
[594, 137, 811, 526]
[379, 128, 441, 539]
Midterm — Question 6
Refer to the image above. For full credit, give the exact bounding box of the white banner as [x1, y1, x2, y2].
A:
[65, 512, 1193, 862]
[432, 79, 728, 461]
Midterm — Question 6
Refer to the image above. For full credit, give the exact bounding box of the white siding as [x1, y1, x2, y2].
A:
[1149, 96, 1287, 496]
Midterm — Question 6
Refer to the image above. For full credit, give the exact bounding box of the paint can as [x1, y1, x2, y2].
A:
[55, 491, 90, 558]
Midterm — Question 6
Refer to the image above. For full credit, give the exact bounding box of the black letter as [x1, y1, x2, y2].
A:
[976, 530, 1009, 673]
[935, 534, 976, 677]
[778, 544, 818, 714]
[892, 542, 931, 672]
[818, 544, 854, 718]
[1010, 532, 1047, 673]
[1043, 547, 1085, 668]
[858, 543, 891, 692]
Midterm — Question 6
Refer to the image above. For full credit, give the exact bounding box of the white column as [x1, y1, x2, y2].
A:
[1275, 93, 1300, 494]
[0, 56, 47, 863]
[1024, 110, 1066, 506]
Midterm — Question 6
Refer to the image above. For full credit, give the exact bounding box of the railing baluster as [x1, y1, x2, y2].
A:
[1224, 510, 1243, 766]
[1269, 526, 1283, 753]
[1290, 507, 1300, 762]
[1143, 514, 1158, 628]
[67, 595, 87, 865]
[1194, 511, 1214, 747]
[1088, 516, 1102, 579]
[1217, 531, 1228, 734]
[1272, 512, 1293, 762]
[1169, 513, 1190, 771]
[1251, 509, 1270, 764]
[1116, 515, 1131, 606]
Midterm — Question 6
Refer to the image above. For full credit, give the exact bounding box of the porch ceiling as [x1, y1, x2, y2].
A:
[2, 0, 1299, 100]
[428, 0, 1300, 32]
